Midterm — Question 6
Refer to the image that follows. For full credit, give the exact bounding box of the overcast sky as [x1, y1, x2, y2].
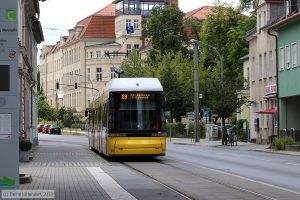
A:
[39, 0, 239, 46]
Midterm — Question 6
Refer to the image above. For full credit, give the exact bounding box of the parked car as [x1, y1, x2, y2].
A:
[42, 124, 51, 134]
[49, 125, 61, 135]
[37, 124, 44, 133]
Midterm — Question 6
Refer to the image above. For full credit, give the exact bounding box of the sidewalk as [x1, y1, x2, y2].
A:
[167, 137, 300, 156]
[61, 129, 88, 136]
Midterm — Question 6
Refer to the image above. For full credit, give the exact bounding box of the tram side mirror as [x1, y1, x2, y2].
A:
[161, 96, 166, 108]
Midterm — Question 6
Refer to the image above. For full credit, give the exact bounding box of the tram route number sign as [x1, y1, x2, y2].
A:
[120, 93, 151, 101]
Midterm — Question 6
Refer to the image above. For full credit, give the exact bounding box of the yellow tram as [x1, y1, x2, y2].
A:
[87, 78, 166, 157]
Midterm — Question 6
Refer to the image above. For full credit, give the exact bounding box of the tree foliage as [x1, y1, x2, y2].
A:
[37, 90, 52, 121]
[142, 5, 187, 55]
[120, 4, 255, 123]
[199, 5, 256, 120]
[121, 49, 146, 77]
[239, 0, 255, 11]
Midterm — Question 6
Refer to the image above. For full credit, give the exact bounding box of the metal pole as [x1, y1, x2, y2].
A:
[191, 39, 200, 143]
[169, 113, 172, 142]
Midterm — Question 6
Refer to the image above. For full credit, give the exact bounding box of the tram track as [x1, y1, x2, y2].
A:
[121, 157, 280, 200]
[121, 161, 194, 200]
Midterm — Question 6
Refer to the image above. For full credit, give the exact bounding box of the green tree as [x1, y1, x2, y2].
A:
[142, 5, 187, 55]
[154, 52, 194, 120]
[199, 5, 255, 125]
[121, 49, 146, 77]
[239, 0, 254, 11]
[37, 90, 52, 122]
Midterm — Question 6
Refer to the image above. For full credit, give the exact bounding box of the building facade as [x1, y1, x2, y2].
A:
[237, 55, 250, 123]
[19, 0, 44, 143]
[40, 0, 178, 113]
[269, 0, 300, 141]
[245, 0, 284, 144]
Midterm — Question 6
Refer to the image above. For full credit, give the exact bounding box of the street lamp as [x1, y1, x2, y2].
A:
[190, 39, 200, 143]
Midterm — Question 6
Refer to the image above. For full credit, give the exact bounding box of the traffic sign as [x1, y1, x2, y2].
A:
[126, 26, 134, 34]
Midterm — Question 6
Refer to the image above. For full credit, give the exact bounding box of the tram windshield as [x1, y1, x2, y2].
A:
[115, 92, 162, 132]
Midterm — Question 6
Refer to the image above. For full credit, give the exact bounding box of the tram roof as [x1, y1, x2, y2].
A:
[109, 78, 163, 92]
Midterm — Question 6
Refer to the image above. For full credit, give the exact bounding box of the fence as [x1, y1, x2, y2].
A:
[279, 128, 300, 141]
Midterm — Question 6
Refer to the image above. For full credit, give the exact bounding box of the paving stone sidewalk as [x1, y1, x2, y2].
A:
[19, 140, 111, 200]
[167, 137, 300, 156]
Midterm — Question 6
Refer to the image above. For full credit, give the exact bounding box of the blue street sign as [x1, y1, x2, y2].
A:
[204, 111, 209, 118]
[126, 26, 134, 34]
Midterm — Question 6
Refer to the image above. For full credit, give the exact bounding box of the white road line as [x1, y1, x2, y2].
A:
[169, 157, 300, 195]
[87, 167, 137, 200]
[286, 162, 300, 166]
[253, 158, 270, 162]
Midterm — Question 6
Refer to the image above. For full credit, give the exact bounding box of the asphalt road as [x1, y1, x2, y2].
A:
[166, 144, 300, 191]
[34, 134, 300, 200]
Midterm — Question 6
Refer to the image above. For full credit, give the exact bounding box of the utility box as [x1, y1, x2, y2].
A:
[205, 124, 218, 141]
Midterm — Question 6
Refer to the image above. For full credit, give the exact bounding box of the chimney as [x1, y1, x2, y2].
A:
[169, 0, 178, 7]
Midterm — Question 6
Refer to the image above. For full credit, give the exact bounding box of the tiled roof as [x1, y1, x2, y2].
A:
[93, 3, 115, 16]
[184, 6, 213, 21]
[76, 3, 115, 26]
[81, 16, 115, 38]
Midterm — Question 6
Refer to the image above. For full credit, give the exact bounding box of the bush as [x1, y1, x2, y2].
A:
[19, 140, 32, 151]
[273, 138, 284, 150]
[70, 123, 85, 130]
[272, 136, 294, 150]
[166, 123, 185, 138]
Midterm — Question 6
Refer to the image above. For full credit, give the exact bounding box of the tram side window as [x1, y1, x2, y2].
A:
[97, 102, 102, 126]
[102, 102, 108, 131]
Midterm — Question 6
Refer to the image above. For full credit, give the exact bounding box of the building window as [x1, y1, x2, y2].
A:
[246, 67, 249, 86]
[126, 19, 131, 27]
[269, 51, 273, 77]
[134, 19, 139, 29]
[264, 52, 267, 78]
[134, 44, 139, 50]
[258, 14, 261, 30]
[104, 51, 109, 57]
[280, 47, 285, 71]
[96, 51, 101, 58]
[87, 68, 91, 80]
[113, 51, 118, 57]
[298, 41, 300, 67]
[251, 57, 255, 82]
[96, 68, 102, 81]
[292, 42, 297, 68]
[127, 44, 132, 54]
[259, 54, 262, 79]
[90, 51, 94, 59]
[286, 45, 291, 69]
[110, 67, 115, 79]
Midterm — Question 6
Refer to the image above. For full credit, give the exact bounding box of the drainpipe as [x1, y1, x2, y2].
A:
[267, 29, 279, 138]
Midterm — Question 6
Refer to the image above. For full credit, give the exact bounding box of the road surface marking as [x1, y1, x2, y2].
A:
[170, 157, 300, 196]
[253, 158, 270, 162]
[286, 162, 300, 166]
[87, 167, 137, 200]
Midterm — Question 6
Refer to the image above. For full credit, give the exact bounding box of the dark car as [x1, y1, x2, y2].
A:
[42, 124, 51, 134]
[37, 124, 44, 133]
[49, 125, 61, 135]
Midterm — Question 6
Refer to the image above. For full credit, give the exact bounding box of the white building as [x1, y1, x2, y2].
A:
[245, 0, 283, 144]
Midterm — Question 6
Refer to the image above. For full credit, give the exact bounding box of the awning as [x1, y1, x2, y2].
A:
[256, 109, 276, 114]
